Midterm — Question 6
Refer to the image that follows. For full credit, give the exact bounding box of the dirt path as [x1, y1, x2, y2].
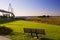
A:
[0, 36, 11, 40]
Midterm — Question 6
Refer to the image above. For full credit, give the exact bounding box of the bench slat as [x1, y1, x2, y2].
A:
[24, 28, 45, 35]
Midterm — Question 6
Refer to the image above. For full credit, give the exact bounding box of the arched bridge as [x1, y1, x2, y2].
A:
[0, 9, 15, 18]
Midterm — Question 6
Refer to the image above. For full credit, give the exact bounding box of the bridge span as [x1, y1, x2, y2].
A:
[0, 9, 15, 18]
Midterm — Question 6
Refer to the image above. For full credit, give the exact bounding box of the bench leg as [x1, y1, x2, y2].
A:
[31, 33, 33, 37]
[36, 33, 39, 39]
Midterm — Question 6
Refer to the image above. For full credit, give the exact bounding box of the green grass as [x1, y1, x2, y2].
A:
[0, 20, 60, 40]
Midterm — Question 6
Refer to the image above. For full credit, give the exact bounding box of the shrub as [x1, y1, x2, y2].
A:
[0, 26, 13, 35]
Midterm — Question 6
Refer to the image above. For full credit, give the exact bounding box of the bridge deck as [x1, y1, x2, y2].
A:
[0, 9, 12, 13]
[0, 9, 15, 18]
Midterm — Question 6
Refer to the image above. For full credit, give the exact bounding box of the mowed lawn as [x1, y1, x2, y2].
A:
[0, 20, 60, 40]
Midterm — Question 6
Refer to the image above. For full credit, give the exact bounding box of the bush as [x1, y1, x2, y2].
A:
[0, 26, 13, 35]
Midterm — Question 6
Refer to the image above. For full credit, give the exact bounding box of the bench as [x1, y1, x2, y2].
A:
[24, 28, 45, 39]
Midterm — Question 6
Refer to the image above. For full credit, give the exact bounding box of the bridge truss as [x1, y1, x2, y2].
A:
[0, 3, 15, 18]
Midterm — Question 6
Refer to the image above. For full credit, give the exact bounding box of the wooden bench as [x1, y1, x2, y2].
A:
[24, 28, 45, 39]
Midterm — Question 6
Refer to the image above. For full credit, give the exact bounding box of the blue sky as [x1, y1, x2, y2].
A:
[0, 0, 60, 16]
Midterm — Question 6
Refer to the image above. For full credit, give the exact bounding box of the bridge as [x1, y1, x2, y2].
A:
[0, 9, 12, 13]
[0, 3, 15, 18]
[0, 9, 15, 18]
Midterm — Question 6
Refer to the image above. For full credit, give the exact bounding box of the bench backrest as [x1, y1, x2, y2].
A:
[24, 28, 45, 35]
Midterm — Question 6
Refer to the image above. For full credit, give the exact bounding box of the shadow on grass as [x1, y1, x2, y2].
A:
[6, 32, 55, 40]
[39, 38, 54, 40]
[0, 18, 22, 24]
[6, 32, 37, 40]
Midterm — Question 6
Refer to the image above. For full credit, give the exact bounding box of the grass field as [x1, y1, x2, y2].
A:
[0, 20, 60, 40]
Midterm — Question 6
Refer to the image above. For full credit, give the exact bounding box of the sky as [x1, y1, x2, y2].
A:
[0, 0, 60, 16]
